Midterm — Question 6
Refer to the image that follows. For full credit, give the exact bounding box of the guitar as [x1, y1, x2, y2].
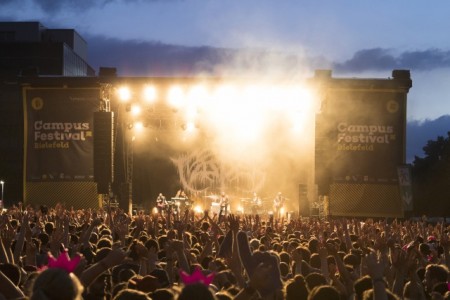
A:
[156, 195, 167, 210]
[273, 196, 284, 210]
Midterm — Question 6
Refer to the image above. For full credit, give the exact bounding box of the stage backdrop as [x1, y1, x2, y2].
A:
[23, 87, 100, 208]
[316, 89, 407, 217]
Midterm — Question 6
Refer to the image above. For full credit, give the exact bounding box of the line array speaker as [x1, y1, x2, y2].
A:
[299, 183, 310, 217]
[94, 111, 114, 194]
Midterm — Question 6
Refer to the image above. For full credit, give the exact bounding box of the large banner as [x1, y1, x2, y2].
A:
[24, 87, 99, 182]
[318, 90, 405, 185]
[315, 89, 406, 217]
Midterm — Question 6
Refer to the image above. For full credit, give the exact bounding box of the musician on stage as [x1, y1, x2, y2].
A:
[175, 189, 188, 199]
[218, 191, 229, 220]
[273, 192, 285, 219]
[251, 192, 262, 215]
[156, 193, 167, 216]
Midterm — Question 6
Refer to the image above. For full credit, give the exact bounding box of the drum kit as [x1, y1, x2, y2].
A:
[202, 193, 281, 215]
[240, 197, 267, 215]
[205, 194, 228, 215]
[166, 197, 192, 216]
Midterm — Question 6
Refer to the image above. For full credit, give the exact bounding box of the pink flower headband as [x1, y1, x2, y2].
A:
[40, 249, 81, 273]
[179, 266, 215, 286]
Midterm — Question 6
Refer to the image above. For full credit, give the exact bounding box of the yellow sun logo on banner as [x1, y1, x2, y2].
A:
[31, 97, 44, 110]
[386, 100, 399, 113]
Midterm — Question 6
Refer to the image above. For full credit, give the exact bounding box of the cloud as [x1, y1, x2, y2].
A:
[334, 48, 450, 73]
[333, 48, 397, 72]
[406, 115, 450, 162]
[0, 0, 109, 12]
[86, 35, 330, 77]
[399, 49, 450, 71]
[0, 0, 178, 13]
[85, 32, 450, 77]
[36, 0, 110, 12]
[86, 36, 450, 163]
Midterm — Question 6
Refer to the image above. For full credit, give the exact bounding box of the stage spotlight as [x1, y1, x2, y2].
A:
[117, 86, 131, 102]
[194, 205, 203, 214]
[134, 121, 144, 131]
[168, 85, 184, 109]
[130, 104, 141, 116]
[152, 207, 158, 215]
[143, 85, 157, 103]
[181, 121, 196, 133]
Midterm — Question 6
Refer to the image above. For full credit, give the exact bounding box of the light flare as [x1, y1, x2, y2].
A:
[194, 205, 203, 214]
[117, 86, 131, 102]
[143, 85, 157, 103]
[130, 104, 141, 116]
[168, 85, 185, 108]
[134, 121, 144, 132]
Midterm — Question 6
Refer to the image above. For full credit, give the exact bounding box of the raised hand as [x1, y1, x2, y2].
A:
[236, 231, 282, 297]
[228, 214, 240, 234]
[365, 250, 385, 280]
[25, 239, 37, 266]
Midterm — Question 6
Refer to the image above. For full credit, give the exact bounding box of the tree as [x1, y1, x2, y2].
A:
[412, 132, 450, 216]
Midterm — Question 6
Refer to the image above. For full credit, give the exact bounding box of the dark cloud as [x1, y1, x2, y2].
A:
[85, 33, 450, 77]
[0, 0, 106, 12]
[86, 35, 329, 76]
[34, 0, 113, 13]
[0, 0, 151, 14]
[406, 115, 450, 162]
[0, 0, 168, 13]
[399, 49, 450, 71]
[334, 48, 450, 73]
[334, 48, 397, 73]
[86, 36, 450, 164]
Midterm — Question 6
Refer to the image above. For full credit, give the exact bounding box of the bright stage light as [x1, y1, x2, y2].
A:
[286, 86, 314, 111]
[213, 85, 238, 105]
[188, 85, 208, 106]
[194, 205, 203, 214]
[290, 111, 306, 133]
[143, 85, 157, 103]
[185, 121, 196, 133]
[134, 121, 144, 132]
[117, 86, 132, 102]
[168, 86, 185, 108]
[130, 104, 141, 116]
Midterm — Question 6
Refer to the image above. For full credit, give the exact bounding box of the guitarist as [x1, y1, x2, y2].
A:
[156, 193, 167, 216]
[218, 191, 229, 222]
[273, 192, 285, 219]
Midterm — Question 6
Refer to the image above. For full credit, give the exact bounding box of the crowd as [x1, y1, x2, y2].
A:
[0, 202, 449, 300]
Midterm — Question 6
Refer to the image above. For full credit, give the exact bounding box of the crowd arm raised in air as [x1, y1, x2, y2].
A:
[0, 202, 448, 299]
